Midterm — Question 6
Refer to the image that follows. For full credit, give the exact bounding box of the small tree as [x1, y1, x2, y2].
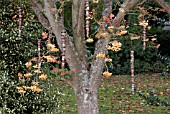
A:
[29, 0, 170, 113]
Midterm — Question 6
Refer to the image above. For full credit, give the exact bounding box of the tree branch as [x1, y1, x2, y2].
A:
[30, 0, 50, 29]
[72, 0, 88, 66]
[112, 0, 141, 27]
[43, 0, 83, 71]
[31, 0, 83, 89]
[154, 0, 170, 14]
[90, 0, 112, 88]
[90, 0, 141, 89]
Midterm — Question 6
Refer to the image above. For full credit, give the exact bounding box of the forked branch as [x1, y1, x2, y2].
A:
[30, 0, 50, 29]
[154, 0, 170, 14]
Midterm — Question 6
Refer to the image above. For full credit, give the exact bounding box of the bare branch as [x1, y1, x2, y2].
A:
[43, 0, 83, 76]
[112, 0, 141, 27]
[154, 0, 170, 14]
[30, 0, 50, 29]
[72, 0, 88, 66]
[43, 0, 63, 46]
[90, 0, 112, 88]
[90, 0, 141, 88]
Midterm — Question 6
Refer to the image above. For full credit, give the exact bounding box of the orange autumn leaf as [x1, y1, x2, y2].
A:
[92, 0, 98, 3]
[25, 61, 32, 68]
[32, 81, 39, 86]
[34, 88, 43, 93]
[103, 16, 110, 23]
[51, 68, 60, 73]
[50, 48, 59, 53]
[43, 56, 57, 63]
[105, 58, 112, 62]
[18, 72, 23, 78]
[34, 70, 41, 74]
[86, 38, 94, 43]
[59, 8, 63, 13]
[39, 74, 47, 80]
[108, 26, 114, 32]
[18, 89, 26, 94]
[109, 13, 114, 19]
[60, 71, 68, 76]
[96, 53, 105, 58]
[24, 73, 33, 78]
[31, 57, 38, 62]
[103, 71, 112, 78]
[33, 64, 38, 68]
[41, 32, 48, 39]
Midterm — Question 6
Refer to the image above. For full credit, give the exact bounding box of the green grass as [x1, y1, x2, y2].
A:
[49, 74, 170, 114]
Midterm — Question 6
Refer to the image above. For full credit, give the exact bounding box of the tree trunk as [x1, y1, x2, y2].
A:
[75, 88, 99, 114]
[72, 70, 101, 114]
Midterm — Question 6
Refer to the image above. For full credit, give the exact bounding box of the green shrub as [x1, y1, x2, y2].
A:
[0, 0, 44, 77]
[157, 30, 170, 56]
[105, 23, 168, 75]
[0, 71, 62, 114]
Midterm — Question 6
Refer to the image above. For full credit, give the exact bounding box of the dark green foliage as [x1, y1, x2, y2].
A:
[106, 7, 169, 75]
[0, 71, 61, 114]
[107, 35, 165, 75]
[137, 90, 170, 107]
[0, 0, 44, 77]
[0, 1, 62, 113]
[157, 30, 170, 56]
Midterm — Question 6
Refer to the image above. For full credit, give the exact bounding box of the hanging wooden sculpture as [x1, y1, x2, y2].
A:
[142, 25, 146, 51]
[85, 0, 90, 38]
[61, 28, 66, 69]
[18, 6, 22, 39]
[130, 51, 135, 94]
[60, 6, 66, 69]
[37, 39, 41, 80]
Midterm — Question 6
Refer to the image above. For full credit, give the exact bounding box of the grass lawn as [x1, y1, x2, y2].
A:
[50, 74, 170, 114]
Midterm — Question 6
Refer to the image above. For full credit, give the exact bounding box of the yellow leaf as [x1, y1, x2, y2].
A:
[139, 21, 148, 26]
[103, 71, 112, 78]
[34, 70, 41, 74]
[47, 43, 55, 48]
[33, 64, 38, 68]
[131, 36, 140, 40]
[105, 58, 112, 62]
[50, 48, 59, 52]
[25, 61, 32, 68]
[86, 38, 94, 43]
[96, 53, 105, 58]
[24, 73, 33, 78]
[39, 74, 47, 80]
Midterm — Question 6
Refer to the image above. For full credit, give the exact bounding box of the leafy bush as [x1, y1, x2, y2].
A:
[106, 34, 165, 75]
[104, 11, 169, 75]
[0, 71, 62, 114]
[157, 30, 170, 56]
[0, 0, 44, 77]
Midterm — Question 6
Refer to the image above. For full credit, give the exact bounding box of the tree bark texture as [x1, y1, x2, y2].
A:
[76, 88, 99, 114]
